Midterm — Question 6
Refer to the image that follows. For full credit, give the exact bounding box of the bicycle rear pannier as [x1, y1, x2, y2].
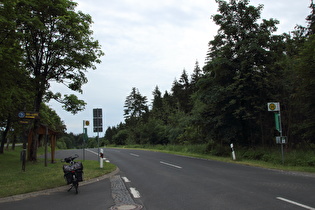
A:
[64, 172, 73, 184]
[76, 170, 84, 182]
[63, 162, 83, 173]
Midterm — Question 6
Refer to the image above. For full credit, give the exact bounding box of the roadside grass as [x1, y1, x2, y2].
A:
[114, 144, 315, 173]
[0, 147, 116, 198]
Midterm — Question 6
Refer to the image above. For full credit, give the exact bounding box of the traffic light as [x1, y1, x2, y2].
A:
[84, 120, 90, 126]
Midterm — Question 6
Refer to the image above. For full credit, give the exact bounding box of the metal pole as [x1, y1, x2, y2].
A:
[83, 121, 85, 161]
[278, 110, 284, 164]
[97, 131, 100, 161]
[22, 132, 27, 171]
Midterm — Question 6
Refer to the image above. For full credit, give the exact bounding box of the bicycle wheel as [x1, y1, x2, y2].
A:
[73, 175, 78, 194]
[74, 182, 78, 194]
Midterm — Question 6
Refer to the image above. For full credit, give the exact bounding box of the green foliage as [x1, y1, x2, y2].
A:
[40, 103, 66, 132]
[87, 137, 98, 148]
[112, 129, 128, 145]
[56, 140, 67, 149]
[13, 0, 103, 112]
[104, 0, 314, 159]
[0, 147, 116, 197]
[0, 0, 103, 159]
[124, 87, 148, 120]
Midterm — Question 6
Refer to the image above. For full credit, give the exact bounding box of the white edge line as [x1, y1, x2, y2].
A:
[86, 149, 110, 162]
[160, 161, 182, 169]
[86, 149, 98, 155]
[130, 187, 141, 198]
[277, 197, 315, 210]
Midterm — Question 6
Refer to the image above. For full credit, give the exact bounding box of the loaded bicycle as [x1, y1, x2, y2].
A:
[62, 154, 84, 194]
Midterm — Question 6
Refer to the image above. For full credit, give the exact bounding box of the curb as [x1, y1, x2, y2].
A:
[0, 167, 120, 204]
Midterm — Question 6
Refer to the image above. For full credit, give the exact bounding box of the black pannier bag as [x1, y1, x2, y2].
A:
[75, 170, 84, 182]
[64, 172, 73, 184]
[63, 162, 83, 173]
[63, 162, 84, 183]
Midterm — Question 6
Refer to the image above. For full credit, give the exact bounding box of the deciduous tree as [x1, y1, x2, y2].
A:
[14, 0, 104, 160]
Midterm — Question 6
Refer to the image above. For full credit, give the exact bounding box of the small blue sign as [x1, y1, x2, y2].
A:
[18, 111, 26, 118]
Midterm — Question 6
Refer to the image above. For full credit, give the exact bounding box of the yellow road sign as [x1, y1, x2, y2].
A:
[267, 102, 280, 111]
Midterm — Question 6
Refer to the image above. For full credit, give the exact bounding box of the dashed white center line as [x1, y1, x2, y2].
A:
[130, 153, 139, 157]
[277, 197, 315, 210]
[160, 161, 182, 169]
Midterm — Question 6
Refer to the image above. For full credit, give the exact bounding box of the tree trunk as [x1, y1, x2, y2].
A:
[0, 115, 11, 154]
[12, 134, 17, 150]
[29, 85, 44, 161]
[29, 118, 40, 161]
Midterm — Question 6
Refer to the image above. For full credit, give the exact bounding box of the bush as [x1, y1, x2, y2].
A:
[56, 140, 67, 149]
[113, 129, 128, 145]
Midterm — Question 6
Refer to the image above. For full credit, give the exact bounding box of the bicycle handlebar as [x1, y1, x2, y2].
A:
[61, 154, 79, 163]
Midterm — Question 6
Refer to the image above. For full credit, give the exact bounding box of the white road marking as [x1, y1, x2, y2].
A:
[86, 149, 110, 162]
[130, 187, 141, 198]
[122, 177, 131, 183]
[130, 153, 139, 157]
[86, 149, 98, 155]
[160, 161, 182, 169]
[277, 197, 315, 210]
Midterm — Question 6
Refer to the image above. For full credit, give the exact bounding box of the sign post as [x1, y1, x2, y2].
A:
[267, 102, 285, 164]
[18, 111, 39, 171]
[83, 120, 89, 161]
[93, 108, 103, 163]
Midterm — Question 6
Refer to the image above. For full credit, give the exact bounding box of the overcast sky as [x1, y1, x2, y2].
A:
[49, 0, 311, 136]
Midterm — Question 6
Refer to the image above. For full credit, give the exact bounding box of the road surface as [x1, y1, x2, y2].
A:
[1, 148, 315, 210]
[104, 148, 315, 210]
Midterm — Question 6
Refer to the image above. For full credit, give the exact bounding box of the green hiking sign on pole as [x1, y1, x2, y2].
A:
[274, 112, 281, 133]
[267, 102, 285, 164]
[83, 120, 89, 161]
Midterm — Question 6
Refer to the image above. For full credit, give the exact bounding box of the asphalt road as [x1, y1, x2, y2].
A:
[103, 148, 315, 210]
[1, 148, 315, 210]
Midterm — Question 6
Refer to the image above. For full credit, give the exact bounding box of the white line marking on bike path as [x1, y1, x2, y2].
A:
[160, 161, 182, 169]
[277, 197, 315, 210]
[122, 177, 131, 182]
[130, 153, 139, 157]
[122, 177, 141, 199]
[130, 187, 141, 198]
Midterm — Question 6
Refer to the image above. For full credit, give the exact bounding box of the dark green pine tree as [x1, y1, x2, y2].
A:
[124, 87, 148, 121]
[195, 0, 283, 146]
[171, 69, 193, 113]
[292, 1, 315, 144]
[190, 60, 203, 90]
[306, 0, 315, 35]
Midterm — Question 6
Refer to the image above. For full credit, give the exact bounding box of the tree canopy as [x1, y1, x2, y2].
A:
[105, 0, 315, 150]
[0, 0, 104, 157]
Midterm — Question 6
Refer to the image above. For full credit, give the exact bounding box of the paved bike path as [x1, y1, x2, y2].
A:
[0, 149, 127, 210]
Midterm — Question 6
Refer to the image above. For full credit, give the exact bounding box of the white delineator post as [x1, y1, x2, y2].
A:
[100, 148, 104, 168]
[231, 143, 236, 160]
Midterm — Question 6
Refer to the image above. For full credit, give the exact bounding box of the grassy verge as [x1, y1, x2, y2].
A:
[0, 147, 116, 198]
[114, 144, 315, 173]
